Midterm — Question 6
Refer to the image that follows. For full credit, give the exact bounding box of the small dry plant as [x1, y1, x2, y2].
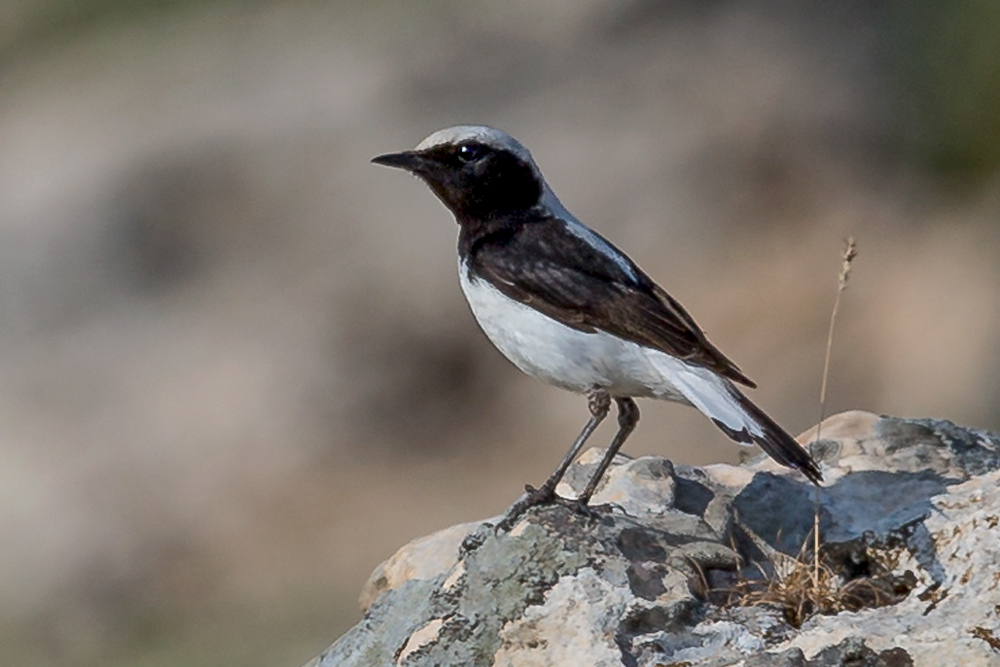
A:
[713, 538, 910, 628]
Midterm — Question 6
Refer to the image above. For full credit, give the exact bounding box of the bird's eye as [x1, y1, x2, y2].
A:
[457, 144, 485, 163]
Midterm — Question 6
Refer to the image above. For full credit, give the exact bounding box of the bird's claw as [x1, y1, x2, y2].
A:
[563, 497, 597, 518]
[495, 483, 555, 533]
[495, 484, 603, 533]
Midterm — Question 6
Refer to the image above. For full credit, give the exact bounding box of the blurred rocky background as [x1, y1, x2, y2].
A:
[0, 1, 997, 666]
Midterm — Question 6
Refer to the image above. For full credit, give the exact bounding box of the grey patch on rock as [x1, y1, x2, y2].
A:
[820, 469, 949, 543]
[618, 595, 699, 637]
[672, 469, 716, 517]
[732, 472, 817, 555]
[625, 561, 667, 600]
[617, 526, 668, 561]
[877, 419, 944, 454]
[903, 520, 946, 583]
[903, 417, 1000, 476]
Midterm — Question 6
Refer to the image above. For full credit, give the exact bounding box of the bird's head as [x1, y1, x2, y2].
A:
[372, 125, 545, 220]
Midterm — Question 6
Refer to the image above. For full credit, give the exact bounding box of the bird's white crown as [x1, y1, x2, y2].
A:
[414, 125, 535, 166]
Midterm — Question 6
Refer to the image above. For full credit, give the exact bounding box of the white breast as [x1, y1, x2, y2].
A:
[458, 261, 690, 403]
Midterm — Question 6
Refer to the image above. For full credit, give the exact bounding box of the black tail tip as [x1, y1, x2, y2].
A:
[798, 454, 824, 485]
[711, 417, 823, 484]
[764, 435, 823, 484]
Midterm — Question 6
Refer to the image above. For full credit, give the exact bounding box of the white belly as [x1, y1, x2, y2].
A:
[458, 262, 690, 403]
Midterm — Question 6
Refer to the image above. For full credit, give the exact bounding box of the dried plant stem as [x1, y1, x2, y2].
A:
[812, 484, 821, 589]
[812, 237, 857, 588]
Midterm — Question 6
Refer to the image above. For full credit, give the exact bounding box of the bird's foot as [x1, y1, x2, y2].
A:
[558, 494, 620, 522]
[495, 483, 605, 533]
[523, 482, 557, 505]
[494, 483, 559, 533]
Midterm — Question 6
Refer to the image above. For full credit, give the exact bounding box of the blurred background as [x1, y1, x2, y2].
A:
[1, 0, 998, 665]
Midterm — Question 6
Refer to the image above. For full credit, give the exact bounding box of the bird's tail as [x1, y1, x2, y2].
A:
[665, 365, 823, 484]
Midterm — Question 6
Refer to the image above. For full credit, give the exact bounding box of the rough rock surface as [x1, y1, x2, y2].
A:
[306, 411, 1000, 667]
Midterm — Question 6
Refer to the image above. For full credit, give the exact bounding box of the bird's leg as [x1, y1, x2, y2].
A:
[495, 388, 610, 532]
[575, 397, 639, 506]
[526, 388, 611, 502]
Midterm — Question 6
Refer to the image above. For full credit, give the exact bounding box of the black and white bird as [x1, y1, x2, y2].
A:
[372, 125, 821, 526]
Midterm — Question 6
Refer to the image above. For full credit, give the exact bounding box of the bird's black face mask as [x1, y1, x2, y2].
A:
[373, 143, 541, 219]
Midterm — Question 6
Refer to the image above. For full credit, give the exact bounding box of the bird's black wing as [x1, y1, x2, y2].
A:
[467, 214, 756, 388]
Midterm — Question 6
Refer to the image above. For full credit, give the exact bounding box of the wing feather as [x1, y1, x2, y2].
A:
[469, 215, 756, 387]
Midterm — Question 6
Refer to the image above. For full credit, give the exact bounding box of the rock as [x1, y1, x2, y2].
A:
[359, 521, 482, 612]
[309, 411, 1000, 667]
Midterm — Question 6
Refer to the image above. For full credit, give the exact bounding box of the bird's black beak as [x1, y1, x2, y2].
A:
[371, 150, 425, 172]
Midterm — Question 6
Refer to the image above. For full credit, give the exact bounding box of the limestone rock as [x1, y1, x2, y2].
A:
[310, 411, 1000, 667]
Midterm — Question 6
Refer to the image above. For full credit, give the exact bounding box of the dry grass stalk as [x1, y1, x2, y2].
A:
[817, 236, 858, 420]
[811, 237, 858, 588]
